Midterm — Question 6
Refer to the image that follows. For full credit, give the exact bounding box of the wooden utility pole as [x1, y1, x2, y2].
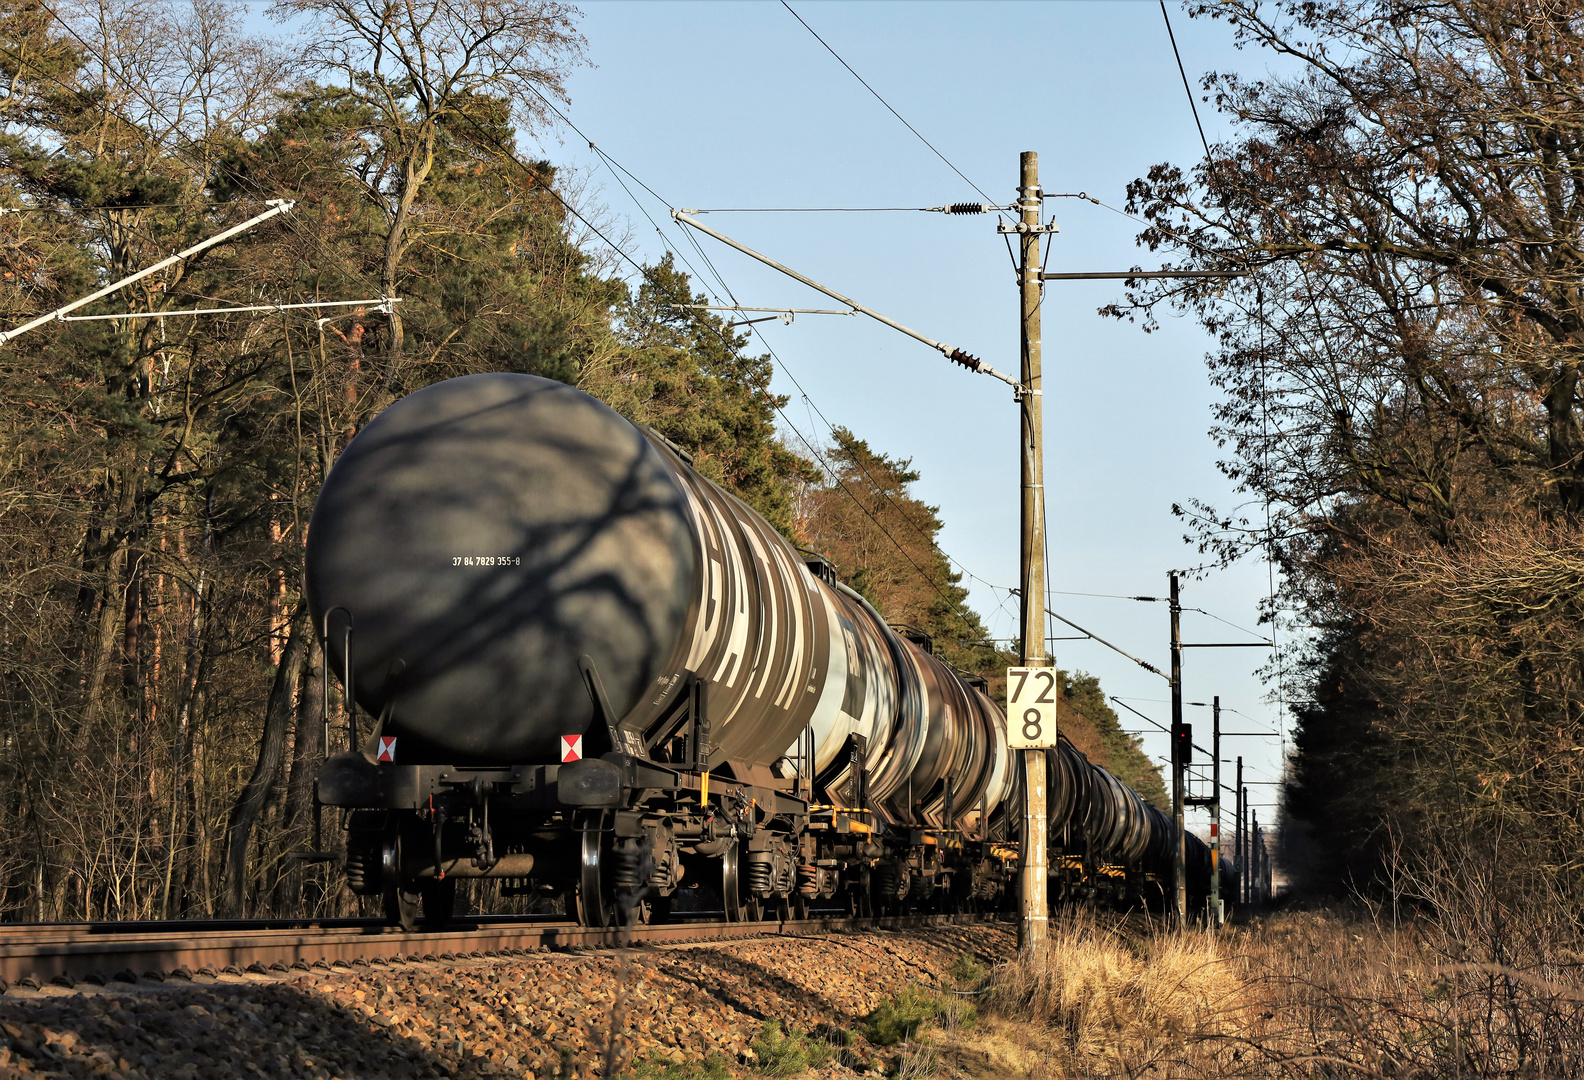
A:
[1017, 150, 1049, 954]
[1235, 755, 1244, 907]
[1211, 695, 1222, 927]
[1170, 571, 1186, 924]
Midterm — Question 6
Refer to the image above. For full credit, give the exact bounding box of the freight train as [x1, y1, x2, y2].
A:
[306, 373, 1223, 928]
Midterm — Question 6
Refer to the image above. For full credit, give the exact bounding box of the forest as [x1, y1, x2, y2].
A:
[1117, 0, 1584, 937]
[0, 0, 1158, 921]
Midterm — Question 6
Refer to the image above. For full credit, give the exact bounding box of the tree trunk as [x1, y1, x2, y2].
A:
[275, 636, 325, 913]
[220, 599, 309, 916]
[282, 635, 324, 834]
[77, 531, 130, 750]
[379, 134, 436, 360]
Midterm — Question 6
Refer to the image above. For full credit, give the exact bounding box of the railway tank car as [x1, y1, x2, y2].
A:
[306, 372, 1214, 927]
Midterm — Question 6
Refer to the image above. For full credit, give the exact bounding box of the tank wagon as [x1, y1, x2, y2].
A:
[307, 373, 1217, 927]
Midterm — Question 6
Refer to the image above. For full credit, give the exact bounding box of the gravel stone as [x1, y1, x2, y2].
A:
[0, 924, 1013, 1078]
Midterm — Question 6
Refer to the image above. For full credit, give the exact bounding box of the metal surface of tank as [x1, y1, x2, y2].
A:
[801, 582, 900, 806]
[967, 687, 1014, 832]
[925, 685, 1002, 832]
[864, 636, 930, 819]
[1047, 742, 1081, 834]
[305, 373, 696, 762]
[632, 440, 842, 772]
[893, 643, 972, 824]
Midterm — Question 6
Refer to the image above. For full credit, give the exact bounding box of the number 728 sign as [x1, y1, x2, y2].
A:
[1005, 666, 1059, 749]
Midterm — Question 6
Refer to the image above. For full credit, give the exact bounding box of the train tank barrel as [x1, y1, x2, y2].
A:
[305, 373, 697, 763]
[307, 372, 854, 772]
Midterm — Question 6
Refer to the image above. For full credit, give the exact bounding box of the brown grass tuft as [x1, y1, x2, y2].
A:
[946, 905, 1584, 1079]
[980, 908, 1247, 1076]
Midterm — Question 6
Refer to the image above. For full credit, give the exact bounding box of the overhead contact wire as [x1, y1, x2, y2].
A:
[514, 82, 1013, 606]
[779, 1, 997, 206]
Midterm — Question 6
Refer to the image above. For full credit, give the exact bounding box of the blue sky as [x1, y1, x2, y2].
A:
[537, 1, 1297, 824]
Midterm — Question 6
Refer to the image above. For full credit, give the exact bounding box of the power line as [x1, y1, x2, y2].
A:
[512, 72, 1017, 604]
[450, 108, 1007, 628]
[1048, 610, 1167, 680]
[26, 0, 1008, 639]
[689, 207, 949, 214]
[779, 1, 996, 207]
[1051, 589, 1163, 601]
[1186, 607, 1270, 643]
[1159, 1, 1213, 165]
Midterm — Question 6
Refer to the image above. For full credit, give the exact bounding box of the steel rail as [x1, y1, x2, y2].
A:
[0, 913, 999, 991]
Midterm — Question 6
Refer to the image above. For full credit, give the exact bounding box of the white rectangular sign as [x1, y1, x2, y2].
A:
[1005, 666, 1059, 749]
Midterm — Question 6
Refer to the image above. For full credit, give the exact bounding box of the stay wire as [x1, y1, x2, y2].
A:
[32, 4, 1010, 632]
[1257, 288, 1287, 763]
[532, 89, 1013, 605]
[521, 60, 1022, 453]
[688, 207, 941, 213]
[1161, 1, 1286, 760]
[1186, 607, 1271, 643]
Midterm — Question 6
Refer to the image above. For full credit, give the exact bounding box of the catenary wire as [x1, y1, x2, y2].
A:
[14, 3, 1008, 651]
[1160, 0, 1288, 759]
[1186, 607, 1271, 643]
[689, 207, 947, 214]
[780, 1, 997, 207]
[1159, 1, 1214, 165]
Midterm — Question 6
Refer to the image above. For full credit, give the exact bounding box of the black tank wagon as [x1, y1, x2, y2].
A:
[307, 373, 1219, 927]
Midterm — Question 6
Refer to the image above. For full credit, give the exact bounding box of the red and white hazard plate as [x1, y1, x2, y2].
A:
[377, 736, 397, 762]
[560, 734, 583, 762]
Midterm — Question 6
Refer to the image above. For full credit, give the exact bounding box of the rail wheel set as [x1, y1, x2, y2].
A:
[306, 374, 1223, 930]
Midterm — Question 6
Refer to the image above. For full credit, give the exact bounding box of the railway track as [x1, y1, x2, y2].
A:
[0, 912, 999, 991]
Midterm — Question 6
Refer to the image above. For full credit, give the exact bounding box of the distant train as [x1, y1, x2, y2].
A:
[306, 373, 1225, 927]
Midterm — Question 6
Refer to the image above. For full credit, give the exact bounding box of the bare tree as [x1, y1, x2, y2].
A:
[269, 0, 586, 356]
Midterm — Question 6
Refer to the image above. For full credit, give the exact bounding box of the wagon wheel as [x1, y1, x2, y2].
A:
[384, 881, 421, 931]
[722, 843, 764, 922]
[380, 821, 423, 931]
[576, 812, 612, 928]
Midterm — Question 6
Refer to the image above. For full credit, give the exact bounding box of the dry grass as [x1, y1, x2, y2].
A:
[929, 906, 1584, 1079]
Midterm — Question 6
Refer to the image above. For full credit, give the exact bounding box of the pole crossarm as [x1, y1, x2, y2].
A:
[1041, 269, 1249, 280]
[1109, 696, 1212, 757]
[1181, 641, 1275, 648]
[0, 199, 296, 346]
[673, 304, 859, 316]
[672, 210, 1025, 393]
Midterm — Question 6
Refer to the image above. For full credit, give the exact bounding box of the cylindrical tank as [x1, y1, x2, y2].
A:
[307, 371, 846, 767]
[306, 373, 697, 762]
[305, 373, 1001, 805]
